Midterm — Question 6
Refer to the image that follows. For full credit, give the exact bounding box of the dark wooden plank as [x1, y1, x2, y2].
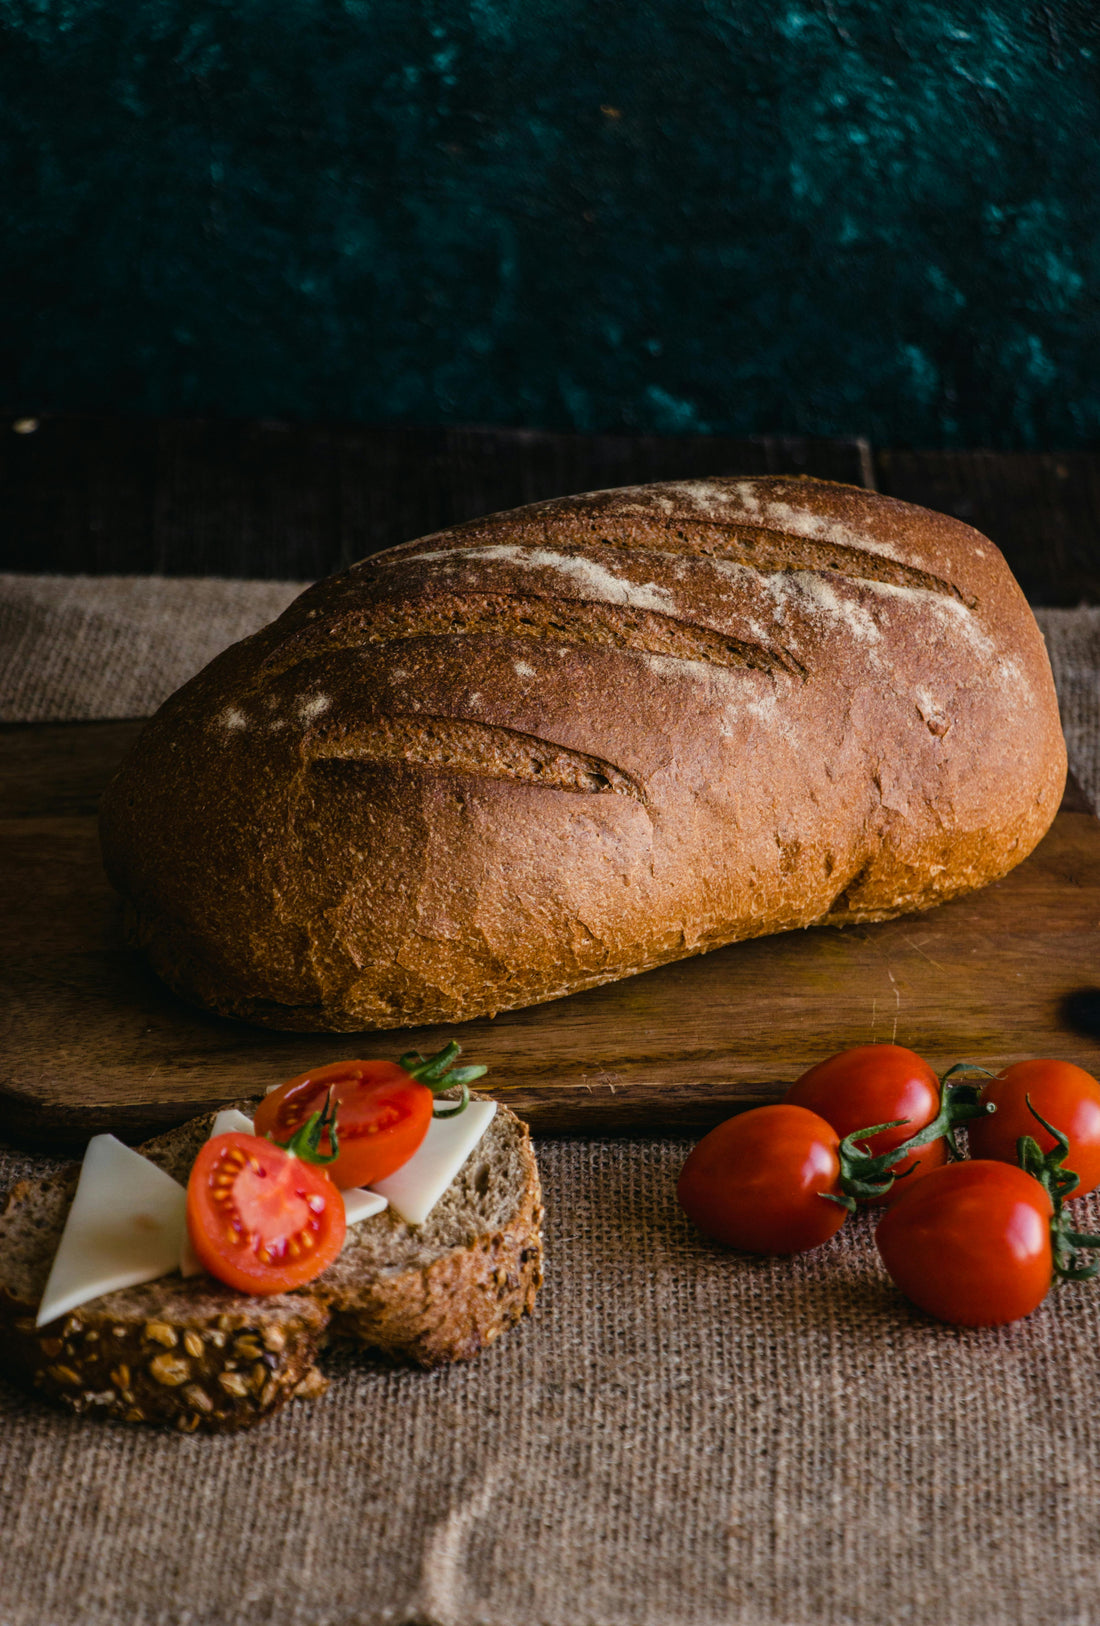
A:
[1, 721, 1098, 1147]
[874, 449, 1100, 607]
[9, 418, 1100, 602]
[0, 721, 143, 818]
[4, 807, 1100, 1147]
[2, 416, 869, 579]
[0, 417, 160, 573]
[151, 420, 344, 579]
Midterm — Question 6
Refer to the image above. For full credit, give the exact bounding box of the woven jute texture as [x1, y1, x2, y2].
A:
[0, 575, 304, 723]
[4, 575, 1100, 1626]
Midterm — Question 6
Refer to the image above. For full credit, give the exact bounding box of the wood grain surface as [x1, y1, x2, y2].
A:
[4, 721, 1100, 1147]
[8, 418, 1100, 607]
[1, 420, 870, 579]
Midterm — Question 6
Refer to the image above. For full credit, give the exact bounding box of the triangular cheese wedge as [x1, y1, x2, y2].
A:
[342, 1188, 388, 1226]
[370, 1100, 497, 1225]
[209, 1108, 257, 1138]
[37, 1136, 188, 1327]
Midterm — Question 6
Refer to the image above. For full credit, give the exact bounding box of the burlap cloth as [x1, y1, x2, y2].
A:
[4, 574, 1100, 1626]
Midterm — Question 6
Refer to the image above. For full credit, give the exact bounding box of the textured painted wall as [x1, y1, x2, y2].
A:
[1, 1, 1098, 443]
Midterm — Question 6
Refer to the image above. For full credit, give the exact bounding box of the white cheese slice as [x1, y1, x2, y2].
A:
[341, 1188, 388, 1226]
[179, 1234, 204, 1280]
[370, 1100, 497, 1226]
[210, 1108, 256, 1138]
[36, 1135, 188, 1328]
[180, 1109, 257, 1277]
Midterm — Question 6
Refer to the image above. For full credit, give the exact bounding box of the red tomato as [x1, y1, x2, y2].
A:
[968, 1059, 1100, 1198]
[785, 1044, 946, 1202]
[876, 1160, 1054, 1326]
[254, 1059, 433, 1190]
[186, 1132, 346, 1294]
[677, 1104, 850, 1255]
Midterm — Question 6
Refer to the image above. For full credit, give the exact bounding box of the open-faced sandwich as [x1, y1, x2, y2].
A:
[0, 1047, 542, 1432]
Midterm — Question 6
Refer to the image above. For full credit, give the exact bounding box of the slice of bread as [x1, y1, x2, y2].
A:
[0, 1096, 542, 1433]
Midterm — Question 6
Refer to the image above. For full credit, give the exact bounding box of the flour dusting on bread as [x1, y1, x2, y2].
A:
[409, 543, 677, 616]
[99, 476, 1066, 1034]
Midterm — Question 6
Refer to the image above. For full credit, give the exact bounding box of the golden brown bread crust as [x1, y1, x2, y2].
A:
[319, 1171, 543, 1368]
[99, 475, 1066, 1031]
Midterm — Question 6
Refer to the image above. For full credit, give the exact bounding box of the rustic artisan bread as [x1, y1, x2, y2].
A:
[0, 1096, 542, 1432]
[99, 476, 1066, 1031]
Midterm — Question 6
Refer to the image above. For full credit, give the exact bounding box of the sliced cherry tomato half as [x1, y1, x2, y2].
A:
[186, 1132, 346, 1294]
[876, 1159, 1054, 1326]
[785, 1044, 946, 1203]
[677, 1104, 850, 1255]
[968, 1059, 1100, 1199]
[253, 1060, 432, 1190]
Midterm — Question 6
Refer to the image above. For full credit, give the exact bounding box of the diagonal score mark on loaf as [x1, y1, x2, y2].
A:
[308, 715, 647, 802]
[632, 521, 975, 607]
[567, 522, 967, 604]
[263, 593, 803, 679]
[393, 509, 972, 607]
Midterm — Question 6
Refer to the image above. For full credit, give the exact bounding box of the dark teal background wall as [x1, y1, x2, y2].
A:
[2, 1, 1099, 444]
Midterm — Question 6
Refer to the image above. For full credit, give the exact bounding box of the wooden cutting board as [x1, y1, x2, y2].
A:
[5, 720, 1100, 1146]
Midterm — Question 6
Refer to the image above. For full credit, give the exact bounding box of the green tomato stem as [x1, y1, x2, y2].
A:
[834, 1081, 995, 1205]
[1015, 1097, 1100, 1282]
[398, 1041, 484, 1117]
[282, 1086, 341, 1166]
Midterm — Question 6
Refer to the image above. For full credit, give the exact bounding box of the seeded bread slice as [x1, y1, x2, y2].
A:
[0, 1096, 542, 1433]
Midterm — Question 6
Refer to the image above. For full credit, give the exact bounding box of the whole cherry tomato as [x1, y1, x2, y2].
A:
[876, 1160, 1054, 1326]
[187, 1131, 346, 1294]
[785, 1044, 946, 1201]
[254, 1043, 484, 1190]
[968, 1059, 1100, 1199]
[677, 1104, 851, 1255]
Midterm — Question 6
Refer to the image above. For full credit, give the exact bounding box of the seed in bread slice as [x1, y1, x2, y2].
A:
[0, 1095, 542, 1432]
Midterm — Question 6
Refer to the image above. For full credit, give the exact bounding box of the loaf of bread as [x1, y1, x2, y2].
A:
[0, 1096, 542, 1431]
[99, 476, 1066, 1032]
